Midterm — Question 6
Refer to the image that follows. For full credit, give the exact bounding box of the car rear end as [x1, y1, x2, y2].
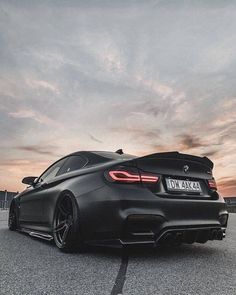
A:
[103, 152, 228, 246]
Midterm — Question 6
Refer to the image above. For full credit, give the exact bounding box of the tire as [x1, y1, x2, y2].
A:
[8, 202, 18, 231]
[53, 193, 85, 253]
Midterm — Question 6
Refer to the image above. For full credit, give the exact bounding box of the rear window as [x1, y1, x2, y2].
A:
[93, 151, 136, 160]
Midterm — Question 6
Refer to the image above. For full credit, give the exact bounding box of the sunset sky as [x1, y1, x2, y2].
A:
[0, 0, 235, 196]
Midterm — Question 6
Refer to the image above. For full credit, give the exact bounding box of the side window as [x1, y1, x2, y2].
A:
[38, 158, 67, 183]
[57, 156, 87, 176]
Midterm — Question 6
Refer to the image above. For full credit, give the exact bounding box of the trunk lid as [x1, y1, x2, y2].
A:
[134, 151, 213, 180]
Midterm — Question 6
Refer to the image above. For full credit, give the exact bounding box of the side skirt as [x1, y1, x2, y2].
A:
[20, 227, 53, 241]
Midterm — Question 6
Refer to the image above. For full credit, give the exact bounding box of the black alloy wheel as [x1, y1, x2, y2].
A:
[8, 203, 18, 231]
[53, 194, 84, 252]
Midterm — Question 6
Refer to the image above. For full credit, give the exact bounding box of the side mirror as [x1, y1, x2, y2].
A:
[22, 176, 38, 186]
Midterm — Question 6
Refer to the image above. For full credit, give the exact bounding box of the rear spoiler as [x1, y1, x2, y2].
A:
[138, 151, 214, 169]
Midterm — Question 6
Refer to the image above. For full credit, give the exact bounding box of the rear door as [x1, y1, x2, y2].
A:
[40, 155, 88, 227]
[19, 158, 67, 230]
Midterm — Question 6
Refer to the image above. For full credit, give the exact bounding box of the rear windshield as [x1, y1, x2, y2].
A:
[93, 151, 136, 160]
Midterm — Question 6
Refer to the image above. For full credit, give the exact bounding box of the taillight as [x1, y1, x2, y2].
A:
[208, 178, 217, 190]
[107, 170, 159, 184]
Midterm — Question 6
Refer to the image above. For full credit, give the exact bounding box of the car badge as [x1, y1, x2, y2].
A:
[183, 165, 189, 173]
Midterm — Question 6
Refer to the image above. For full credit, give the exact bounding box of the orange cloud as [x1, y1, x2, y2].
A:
[217, 177, 236, 197]
[2, 159, 235, 196]
[0, 159, 50, 192]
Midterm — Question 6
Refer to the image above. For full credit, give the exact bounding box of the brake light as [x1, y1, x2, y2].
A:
[108, 170, 159, 183]
[208, 179, 217, 190]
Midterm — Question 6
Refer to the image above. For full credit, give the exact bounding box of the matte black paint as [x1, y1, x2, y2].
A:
[11, 151, 228, 247]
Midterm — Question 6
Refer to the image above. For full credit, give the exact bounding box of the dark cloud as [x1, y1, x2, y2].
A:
[88, 134, 103, 144]
[15, 145, 60, 157]
[146, 106, 159, 117]
[178, 134, 205, 150]
[202, 150, 219, 157]
[145, 143, 172, 154]
[111, 127, 161, 142]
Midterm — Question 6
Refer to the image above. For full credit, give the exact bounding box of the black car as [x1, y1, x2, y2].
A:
[8, 150, 228, 252]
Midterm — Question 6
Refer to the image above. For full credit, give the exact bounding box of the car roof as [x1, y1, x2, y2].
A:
[68, 150, 136, 161]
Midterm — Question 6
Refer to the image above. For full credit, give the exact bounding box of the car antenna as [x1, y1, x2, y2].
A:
[115, 149, 123, 155]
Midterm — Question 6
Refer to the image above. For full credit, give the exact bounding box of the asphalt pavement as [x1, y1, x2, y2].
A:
[0, 210, 235, 295]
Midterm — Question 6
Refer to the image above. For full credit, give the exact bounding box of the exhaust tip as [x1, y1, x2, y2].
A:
[216, 230, 223, 240]
[211, 229, 218, 240]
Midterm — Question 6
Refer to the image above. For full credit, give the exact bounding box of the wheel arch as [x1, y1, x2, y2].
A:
[54, 190, 80, 213]
[53, 190, 81, 233]
[9, 199, 18, 212]
[8, 198, 20, 230]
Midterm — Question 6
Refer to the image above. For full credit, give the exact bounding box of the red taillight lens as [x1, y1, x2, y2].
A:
[208, 179, 217, 190]
[108, 170, 159, 184]
[140, 174, 159, 183]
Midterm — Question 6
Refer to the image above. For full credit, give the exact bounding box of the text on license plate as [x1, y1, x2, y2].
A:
[166, 178, 202, 193]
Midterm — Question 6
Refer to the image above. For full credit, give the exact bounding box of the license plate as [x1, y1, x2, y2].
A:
[166, 178, 202, 193]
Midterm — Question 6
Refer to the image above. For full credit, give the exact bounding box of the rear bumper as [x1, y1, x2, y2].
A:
[77, 185, 228, 245]
[87, 226, 226, 247]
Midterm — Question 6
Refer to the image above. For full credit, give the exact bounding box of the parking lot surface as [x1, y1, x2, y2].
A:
[0, 211, 235, 295]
